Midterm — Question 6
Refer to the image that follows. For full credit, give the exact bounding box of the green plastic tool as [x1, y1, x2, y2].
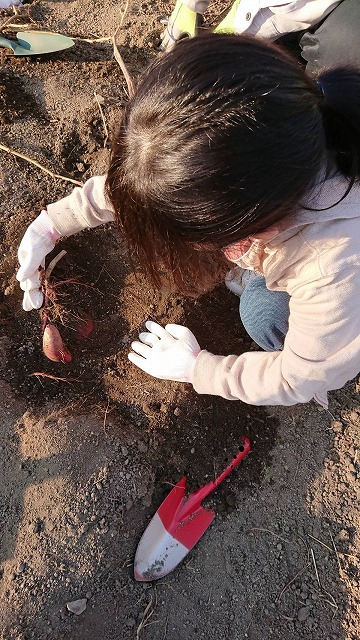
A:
[0, 31, 74, 56]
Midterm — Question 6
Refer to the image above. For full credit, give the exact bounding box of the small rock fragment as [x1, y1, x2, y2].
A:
[137, 440, 148, 453]
[297, 606, 310, 622]
[66, 599, 87, 615]
[336, 529, 349, 542]
[173, 407, 181, 416]
[125, 617, 136, 628]
[331, 421, 343, 432]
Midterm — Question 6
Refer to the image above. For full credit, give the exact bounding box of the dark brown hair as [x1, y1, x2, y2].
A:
[106, 33, 360, 294]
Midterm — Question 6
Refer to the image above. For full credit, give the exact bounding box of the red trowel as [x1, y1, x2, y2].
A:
[134, 436, 251, 581]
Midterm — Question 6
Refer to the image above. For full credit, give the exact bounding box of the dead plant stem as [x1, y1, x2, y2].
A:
[112, 0, 135, 99]
[94, 91, 109, 147]
[307, 533, 357, 560]
[310, 547, 322, 589]
[0, 143, 83, 186]
[45, 250, 67, 281]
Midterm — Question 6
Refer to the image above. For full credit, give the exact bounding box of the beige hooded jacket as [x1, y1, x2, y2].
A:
[47, 173, 360, 407]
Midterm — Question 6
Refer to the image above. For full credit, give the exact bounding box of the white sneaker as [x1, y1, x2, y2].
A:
[225, 267, 258, 296]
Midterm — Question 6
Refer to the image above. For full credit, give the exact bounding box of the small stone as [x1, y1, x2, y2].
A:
[138, 441, 148, 453]
[331, 421, 343, 433]
[226, 494, 236, 507]
[66, 599, 87, 615]
[125, 617, 136, 628]
[297, 606, 310, 622]
[173, 407, 181, 417]
[190, 447, 195, 454]
[85, 591, 92, 600]
[33, 520, 43, 534]
[121, 446, 128, 456]
[17, 563, 26, 574]
[336, 529, 349, 542]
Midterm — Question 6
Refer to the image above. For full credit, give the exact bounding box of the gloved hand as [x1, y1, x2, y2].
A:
[159, 0, 208, 53]
[0, 1, 22, 7]
[128, 321, 201, 382]
[16, 210, 61, 311]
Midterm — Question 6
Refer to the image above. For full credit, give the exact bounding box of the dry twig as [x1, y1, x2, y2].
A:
[72, 35, 112, 43]
[136, 590, 158, 639]
[310, 547, 322, 589]
[276, 561, 312, 604]
[112, 0, 135, 99]
[103, 397, 110, 433]
[249, 527, 291, 545]
[0, 142, 83, 186]
[45, 250, 67, 281]
[307, 533, 358, 560]
[94, 91, 109, 147]
[329, 531, 343, 574]
[0, 14, 16, 32]
[29, 372, 81, 383]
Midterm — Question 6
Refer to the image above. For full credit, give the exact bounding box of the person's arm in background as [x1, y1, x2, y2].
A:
[0, 0, 21, 7]
[129, 268, 360, 407]
[192, 268, 360, 406]
[159, 0, 342, 50]
[16, 175, 115, 310]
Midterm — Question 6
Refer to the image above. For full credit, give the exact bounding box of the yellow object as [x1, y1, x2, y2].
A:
[169, 0, 198, 38]
[214, 0, 242, 34]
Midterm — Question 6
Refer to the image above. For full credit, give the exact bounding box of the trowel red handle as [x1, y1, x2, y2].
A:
[179, 436, 251, 517]
[212, 436, 251, 491]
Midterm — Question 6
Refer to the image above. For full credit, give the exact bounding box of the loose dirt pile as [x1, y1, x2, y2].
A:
[0, 2, 359, 639]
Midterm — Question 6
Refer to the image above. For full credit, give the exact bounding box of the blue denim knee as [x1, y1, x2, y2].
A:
[239, 276, 290, 352]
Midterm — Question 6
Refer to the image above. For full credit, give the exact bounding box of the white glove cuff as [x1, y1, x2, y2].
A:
[35, 210, 62, 241]
[185, 350, 199, 383]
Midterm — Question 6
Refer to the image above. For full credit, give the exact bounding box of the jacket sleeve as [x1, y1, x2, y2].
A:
[192, 268, 360, 406]
[47, 175, 115, 236]
[236, 1, 342, 41]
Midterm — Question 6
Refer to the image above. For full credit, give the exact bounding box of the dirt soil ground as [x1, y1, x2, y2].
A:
[0, 1, 359, 639]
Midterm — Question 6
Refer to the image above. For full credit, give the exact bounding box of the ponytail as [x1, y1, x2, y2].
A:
[316, 68, 360, 180]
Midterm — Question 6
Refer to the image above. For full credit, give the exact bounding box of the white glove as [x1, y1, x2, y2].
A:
[0, 1, 22, 7]
[128, 321, 201, 382]
[16, 210, 61, 311]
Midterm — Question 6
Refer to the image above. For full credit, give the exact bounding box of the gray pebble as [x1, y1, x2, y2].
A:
[66, 599, 87, 615]
[125, 617, 136, 627]
[297, 606, 310, 622]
